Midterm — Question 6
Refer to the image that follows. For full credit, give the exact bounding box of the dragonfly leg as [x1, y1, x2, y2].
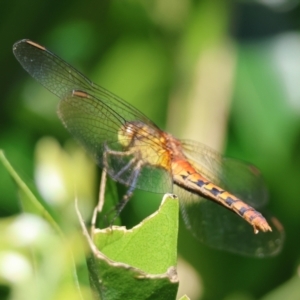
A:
[110, 159, 143, 224]
[91, 168, 107, 234]
[91, 158, 142, 229]
[103, 143, 135, 157]
[103, 143, 137, 176]
[114, 156, 138, 180]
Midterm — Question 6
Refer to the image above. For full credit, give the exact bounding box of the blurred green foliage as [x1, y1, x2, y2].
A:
[1, 0, 300, 299]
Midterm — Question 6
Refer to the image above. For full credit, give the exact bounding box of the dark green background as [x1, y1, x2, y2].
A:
[1, 0, 300, 299]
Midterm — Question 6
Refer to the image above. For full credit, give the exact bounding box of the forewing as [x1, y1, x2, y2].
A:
[12, 40, 154, 125]
[176, 187, 284, 257]
[181, 140, 268, 208]
[13, 39, 172, 193]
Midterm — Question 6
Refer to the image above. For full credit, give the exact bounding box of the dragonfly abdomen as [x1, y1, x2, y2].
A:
[172, 159, 272, 233]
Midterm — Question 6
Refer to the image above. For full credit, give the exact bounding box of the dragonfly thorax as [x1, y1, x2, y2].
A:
[118, 121, 162, 147]
[117, 121, 171, 169]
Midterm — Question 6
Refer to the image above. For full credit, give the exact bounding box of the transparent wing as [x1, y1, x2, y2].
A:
[13, 40, 154, 126]
[13, 39, 172, 193]
[176, 187, 284, 257]
[181, 140, 268, 208]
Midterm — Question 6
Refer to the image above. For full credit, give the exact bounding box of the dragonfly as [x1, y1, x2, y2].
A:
[13, 39, 284, 257]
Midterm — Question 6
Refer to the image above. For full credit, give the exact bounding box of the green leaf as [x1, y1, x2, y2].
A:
[0, 150, 61, 234]
[94, 193, 178, 274]
[77, 194, 180, 300]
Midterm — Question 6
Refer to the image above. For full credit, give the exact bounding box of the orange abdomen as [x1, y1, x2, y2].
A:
[171, 159, 272, 233]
